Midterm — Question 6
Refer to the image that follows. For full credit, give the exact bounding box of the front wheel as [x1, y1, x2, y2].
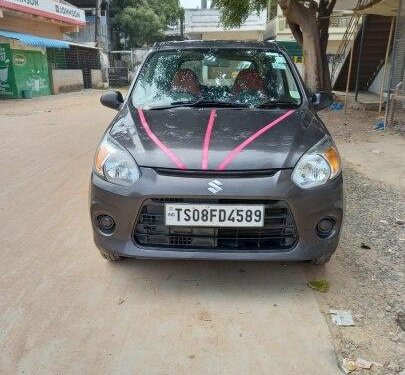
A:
[100, 251, 123, 261]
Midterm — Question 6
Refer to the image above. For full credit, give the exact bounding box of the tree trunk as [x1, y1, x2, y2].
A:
[278, 0, 334, 93]
[301, 18, 325, 92]
[318, 0, 335, 92]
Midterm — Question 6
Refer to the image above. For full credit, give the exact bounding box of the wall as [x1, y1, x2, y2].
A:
[185, 9, 266, 34]
[51, 69, 83, 94]
[368, 56, 392, 95]
[64, 16, 109, 51]
[295, 62, 304, 77]
[64, 45, 100, 89]
[201, 31, 263, 41]
[0, 14, 63, 39]
[129, 48, 149, 78]
[327, 40, 341, 55]
[90, 69, 102, 88]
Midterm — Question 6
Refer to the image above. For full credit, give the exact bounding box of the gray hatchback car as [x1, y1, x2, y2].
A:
[90, 40, 343, 265]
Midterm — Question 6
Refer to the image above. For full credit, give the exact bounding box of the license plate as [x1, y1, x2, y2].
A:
[165, 204, 265, 227]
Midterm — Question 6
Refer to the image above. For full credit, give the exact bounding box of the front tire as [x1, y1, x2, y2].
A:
[100, 251, 123, 261]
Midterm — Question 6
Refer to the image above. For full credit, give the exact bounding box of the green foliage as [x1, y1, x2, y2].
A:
[115, 6, 162, 47]
[212, 0, 267, 28]
[112, 0, 182, 48]
[308, 279, 330, 293]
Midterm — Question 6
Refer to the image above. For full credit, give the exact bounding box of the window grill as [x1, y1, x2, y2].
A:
[47, 45, 101, 89]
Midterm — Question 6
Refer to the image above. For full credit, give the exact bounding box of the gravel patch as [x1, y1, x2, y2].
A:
[308, 165, 404, 374]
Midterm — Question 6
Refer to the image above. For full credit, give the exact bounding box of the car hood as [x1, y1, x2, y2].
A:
[109, 105, 326, 171]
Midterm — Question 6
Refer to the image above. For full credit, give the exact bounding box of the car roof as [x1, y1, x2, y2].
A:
[152, 40, 282, 52]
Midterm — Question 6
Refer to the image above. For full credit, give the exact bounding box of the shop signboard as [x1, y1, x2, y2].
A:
[0, 0, 86, 25]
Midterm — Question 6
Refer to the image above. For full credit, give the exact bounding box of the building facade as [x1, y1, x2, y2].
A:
[64, 0, 111, 51]
[0, 0, 105, 98]
[264, 0, 356, 57]
[184, 8, 267, 41]
[0, 0, 86, 98]
[0, 0, 85, 38]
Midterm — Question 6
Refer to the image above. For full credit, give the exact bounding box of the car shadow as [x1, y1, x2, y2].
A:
[104, 258, 314, 300]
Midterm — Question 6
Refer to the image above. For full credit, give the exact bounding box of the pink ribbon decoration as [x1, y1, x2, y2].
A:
[216, 110, 295, 171]
[202, 109, 217, 170]
[137, 108, 187, 170]
[136, 108, 295, 172]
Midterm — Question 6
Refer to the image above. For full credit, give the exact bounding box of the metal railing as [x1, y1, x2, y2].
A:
[267, 12, 352, 34]
[330, 0, 371, 84]
[385, 1, 405, 130]
[329, 15, 352, 28]
[108, 67, 129, 87]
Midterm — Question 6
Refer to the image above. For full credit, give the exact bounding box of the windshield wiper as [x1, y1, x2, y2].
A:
[255, 101, 300, 109]
[148, 100, 249, 110]
[186, 100, 249, 108]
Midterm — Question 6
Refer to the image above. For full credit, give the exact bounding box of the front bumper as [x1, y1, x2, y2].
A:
[90, 168, 344, 261]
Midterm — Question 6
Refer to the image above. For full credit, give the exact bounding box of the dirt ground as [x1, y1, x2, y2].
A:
[0, 90, 404, 374]
[315, 108, 405, 374]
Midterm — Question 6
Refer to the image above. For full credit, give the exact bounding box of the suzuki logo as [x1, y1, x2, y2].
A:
[208, 180, 223, 194]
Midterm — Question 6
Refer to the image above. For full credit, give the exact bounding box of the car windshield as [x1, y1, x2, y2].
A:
[131, 48, 302, 109]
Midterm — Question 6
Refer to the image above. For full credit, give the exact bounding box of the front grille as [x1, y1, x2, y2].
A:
[133, 198, 297, 252]
[154, 168, 279, 178]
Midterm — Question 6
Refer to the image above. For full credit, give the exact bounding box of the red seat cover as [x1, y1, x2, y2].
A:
[233, 69, 265, 94]
[171, 69, 201, 95]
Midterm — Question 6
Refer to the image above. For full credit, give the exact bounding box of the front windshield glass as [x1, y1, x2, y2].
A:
[131, 48, 302, 109]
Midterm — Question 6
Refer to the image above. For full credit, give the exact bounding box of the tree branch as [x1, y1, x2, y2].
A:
[288, 22, 303, 45]
[277, 0, 312, 26]
[327, 0, 338, 13]
[307, 0, 319, 13]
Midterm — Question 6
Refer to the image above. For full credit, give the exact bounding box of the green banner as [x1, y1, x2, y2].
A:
[0, 43, 16, 98]
[11, 49, 51, 98]
[0, 44, 51, 98]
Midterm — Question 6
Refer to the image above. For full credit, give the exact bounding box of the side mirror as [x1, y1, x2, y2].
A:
[100, 91, 124, 110]
[311, 92, 333, 111]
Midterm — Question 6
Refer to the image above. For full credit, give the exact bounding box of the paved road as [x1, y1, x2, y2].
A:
[0, 91, 340, 375]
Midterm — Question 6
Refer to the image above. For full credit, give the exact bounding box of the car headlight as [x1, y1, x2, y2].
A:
[94, 134, 140, 186]
[291, 136, 341, 189]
